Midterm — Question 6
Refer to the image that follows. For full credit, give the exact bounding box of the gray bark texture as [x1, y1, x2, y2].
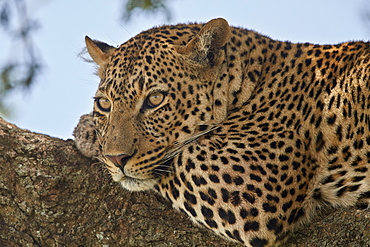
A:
[0, 117, 369, 247]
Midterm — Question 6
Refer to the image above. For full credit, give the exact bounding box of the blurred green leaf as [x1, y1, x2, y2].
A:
[122, 0, 172, 22]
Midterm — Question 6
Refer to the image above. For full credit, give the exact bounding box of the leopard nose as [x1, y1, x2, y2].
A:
[105, 154, 131, 168]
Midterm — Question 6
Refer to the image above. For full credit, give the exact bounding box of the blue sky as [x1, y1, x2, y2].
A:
[2, 0, 370, 139]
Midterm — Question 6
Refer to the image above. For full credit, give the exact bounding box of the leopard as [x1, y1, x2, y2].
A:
[74, 18, 370, 246]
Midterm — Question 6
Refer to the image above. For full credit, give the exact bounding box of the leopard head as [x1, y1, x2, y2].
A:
[85, 18, 231, 191]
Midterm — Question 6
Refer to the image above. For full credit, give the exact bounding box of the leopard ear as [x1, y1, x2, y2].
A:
[85, 36, 115, 67]
[176, 18, 230, 70]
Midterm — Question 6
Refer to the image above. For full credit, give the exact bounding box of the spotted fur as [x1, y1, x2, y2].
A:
[75, 18, 370, 246]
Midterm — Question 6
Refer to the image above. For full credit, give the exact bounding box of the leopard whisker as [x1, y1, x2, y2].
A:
[162, 125, 219, 162]
[154, 169, 173, 174]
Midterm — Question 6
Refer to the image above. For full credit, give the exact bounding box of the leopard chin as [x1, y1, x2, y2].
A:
[109, 167, 158, 191]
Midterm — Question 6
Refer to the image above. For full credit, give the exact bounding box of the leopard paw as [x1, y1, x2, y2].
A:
[73, 113, 101, 158]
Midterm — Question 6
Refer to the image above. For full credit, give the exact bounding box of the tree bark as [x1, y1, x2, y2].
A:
[0, 117, 369, 247]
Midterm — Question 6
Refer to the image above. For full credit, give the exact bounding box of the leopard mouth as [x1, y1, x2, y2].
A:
[103, 150, 162, 191]
[107, 165, 158, 191]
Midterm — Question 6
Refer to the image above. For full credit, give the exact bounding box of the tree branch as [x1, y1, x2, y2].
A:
[0, 117, 369, 246]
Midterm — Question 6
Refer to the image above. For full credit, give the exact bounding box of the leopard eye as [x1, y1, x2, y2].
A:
[146, 92, 165, 108]
[95, 97, 111, 112]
